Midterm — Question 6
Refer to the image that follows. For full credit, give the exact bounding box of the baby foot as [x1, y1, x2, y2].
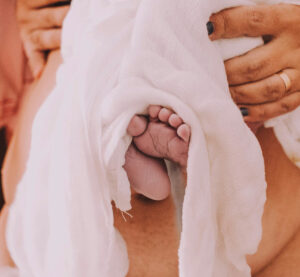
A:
[124, 116, 171, 201]
[133, 105, 190, 168]
[124, 106, 191, 201]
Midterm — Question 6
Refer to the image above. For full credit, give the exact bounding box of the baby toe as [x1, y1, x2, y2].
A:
[158, 107, 173, 122]
[127, 115, 148, 137]
[148, 105, 162, 119]
[177, 124, 191, 143]
[169, 113, 183, 128]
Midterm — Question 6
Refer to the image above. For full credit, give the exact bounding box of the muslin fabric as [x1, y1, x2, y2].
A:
[0, 267, 19, 277]
[3, 0, 299, 276]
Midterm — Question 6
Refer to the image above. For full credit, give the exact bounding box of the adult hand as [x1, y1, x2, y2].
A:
[209, 4, 300, 123]
[17, 0, 70, 78]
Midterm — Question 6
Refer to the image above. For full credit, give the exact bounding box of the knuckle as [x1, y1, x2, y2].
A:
[231, 86, 247, 101]
[16, 14, 28, 25]
[213, 9, 234, 37]
[247, 9, 265, 26]
[16, 4, 33, 26]
[263, 79, 283, 100]
[44, 7, 68, 28]
[48, 31, 61, 49]
[44, 11, 54, 26]
[248, 9, 264, 24]
[16, 9, 29, 25]
[280, 101, 292, 113]
[255, 108, 267, 121]
[220, 12, 230, 35]
[229, 86, 238, 100]
[243, 61, 265, 81]
[29, 32, 43, 48]
[29, 32, 39, 45]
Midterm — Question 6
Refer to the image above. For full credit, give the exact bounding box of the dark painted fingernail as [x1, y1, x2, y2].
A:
[206, 21, 215, 35]
[240, 107, 249, 117]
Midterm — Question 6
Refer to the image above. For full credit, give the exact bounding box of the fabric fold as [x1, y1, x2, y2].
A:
[4, 0, 298, 276]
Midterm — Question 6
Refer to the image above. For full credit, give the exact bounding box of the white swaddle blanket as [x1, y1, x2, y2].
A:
[3, 0, 300, 276]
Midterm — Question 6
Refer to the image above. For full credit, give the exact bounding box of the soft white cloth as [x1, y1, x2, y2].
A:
[265, 111, 300, 167]
[0, 267, 19, 277]
[4, 0, 299, 276]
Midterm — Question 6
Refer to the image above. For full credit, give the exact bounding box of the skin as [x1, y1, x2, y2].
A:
[0, 68, 19, 127]
[209, 4, 300, 122]
[1, 2, 300, 276]
[126, 107, 190, 200]
[0, 51, 62, 267]
[17, 0, 70, 78]
[121, 4, 300, 275]
[113, 191, 180, 277]
[249, 127, 300, 276]
[0, 0, 69, 267]
[117, 127, 300, 276]
[0, 50, 186, 274]
[210, 3, 300, 275]
[0, 0, 24, 129]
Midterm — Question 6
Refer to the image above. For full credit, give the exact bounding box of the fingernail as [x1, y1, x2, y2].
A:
[240, 107, 249, 117]
[206, 21, 215, 35]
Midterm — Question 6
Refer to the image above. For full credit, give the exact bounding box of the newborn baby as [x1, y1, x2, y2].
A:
[6, 0, 293, 276]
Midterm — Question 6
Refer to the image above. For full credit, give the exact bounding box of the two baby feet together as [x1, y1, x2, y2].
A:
[124, 105, 191, 201]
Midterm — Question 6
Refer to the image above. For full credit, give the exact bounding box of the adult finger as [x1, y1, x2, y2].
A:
[17, 4, 69, 28]
[208, 4, 291, 40]
[35, 6, 70, 29]
[26, 49, 46, 78]
[26, 0, 71, 9]
[230, 69, 299, 104]
[242, 91, 300, 122]
[225, 39, 285, 85]
[29, 29, 62, 50]
[26, 6, 70, 31]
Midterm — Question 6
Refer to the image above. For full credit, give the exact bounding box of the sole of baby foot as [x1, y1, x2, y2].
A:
[124, 143, 171, 201]
[134, 105, 190, 168]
